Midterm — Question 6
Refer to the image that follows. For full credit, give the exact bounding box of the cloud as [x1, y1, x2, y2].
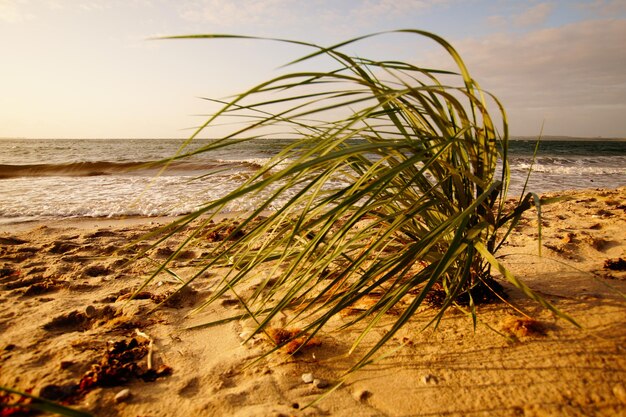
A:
[350, 0, 450, 20]
[462, 19, 625, 103]
[578, 0, 626, 16]
[487, 2, 554, 29]
[434, 18, 626, 135]
[513, 2, 553, 27]
[486, 14, 507, 28]
[174, 0, 454, 33]
[176, 0, 296, 27]
[0, 0, 35, 23]
[0, 0, 118, 22]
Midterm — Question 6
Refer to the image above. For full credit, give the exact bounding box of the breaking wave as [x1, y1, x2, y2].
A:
[0, 160, 263, 179]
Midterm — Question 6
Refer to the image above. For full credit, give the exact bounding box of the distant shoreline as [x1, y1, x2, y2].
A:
[510, 135, 626, 142]
[1, 136, 625, 141]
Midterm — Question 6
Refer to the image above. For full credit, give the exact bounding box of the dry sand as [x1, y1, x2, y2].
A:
[1, 187, 625, 417]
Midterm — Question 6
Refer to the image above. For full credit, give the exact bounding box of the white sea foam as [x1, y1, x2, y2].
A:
[0, 138, 624, 223]
[513, 163, 625, 175]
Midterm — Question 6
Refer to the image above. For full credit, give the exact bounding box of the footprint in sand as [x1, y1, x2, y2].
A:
[48, 241, 81, 255]
[177, 376, 201, 397]
[1, 275, 39, 290]
[21, 278, 62, 297]
[43, 305, 118, 333]
[83, 264, 112, 277]
[584, 235, 619, 252]
[85, 230, 120, 239]
[0, 237, 38, 263]
[0, 236, 28, 245]
[0, 267, 19, 280]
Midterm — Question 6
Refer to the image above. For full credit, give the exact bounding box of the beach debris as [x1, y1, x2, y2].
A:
[604, 258, 626, 271]
[39, 332, 162, 403]
[301, 373, 314, 384]
[78, 336, 172, 394]
[501, 317, 546, 338]
[560, 232, 576, 244]
[134, 329, 154, 370]
[202, 220, 245, 242]
[114, 388, 132, 403]
[78, 339, 146, 392]
[266, 327, 322, 354]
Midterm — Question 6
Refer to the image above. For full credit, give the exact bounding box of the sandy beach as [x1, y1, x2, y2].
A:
[1, 187, 625, 417]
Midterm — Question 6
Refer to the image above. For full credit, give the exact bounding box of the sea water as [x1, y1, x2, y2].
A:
[1, 138, 624, 224]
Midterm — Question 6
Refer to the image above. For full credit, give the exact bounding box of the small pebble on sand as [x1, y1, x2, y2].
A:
[114, 389, 131, 403]
[85, 305, 97, 317]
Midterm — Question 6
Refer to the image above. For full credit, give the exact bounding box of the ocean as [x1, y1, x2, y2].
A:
[1, 138, 625, 224]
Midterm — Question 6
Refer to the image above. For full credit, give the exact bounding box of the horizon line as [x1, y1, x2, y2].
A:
[1, 135, 625, 141]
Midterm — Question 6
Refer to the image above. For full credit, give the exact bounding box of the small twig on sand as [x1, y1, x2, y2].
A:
[135, 329, 154, 370]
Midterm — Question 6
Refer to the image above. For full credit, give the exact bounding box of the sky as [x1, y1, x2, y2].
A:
[1, 0, 625, 139]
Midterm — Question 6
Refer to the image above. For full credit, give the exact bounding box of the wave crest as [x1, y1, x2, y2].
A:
[0, 160, 258, 179]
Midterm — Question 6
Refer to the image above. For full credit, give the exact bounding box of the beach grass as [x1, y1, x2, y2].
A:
[142, 30, 572, 375]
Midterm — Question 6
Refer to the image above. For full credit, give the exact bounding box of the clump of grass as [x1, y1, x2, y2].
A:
[143, 30, 575, 375]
